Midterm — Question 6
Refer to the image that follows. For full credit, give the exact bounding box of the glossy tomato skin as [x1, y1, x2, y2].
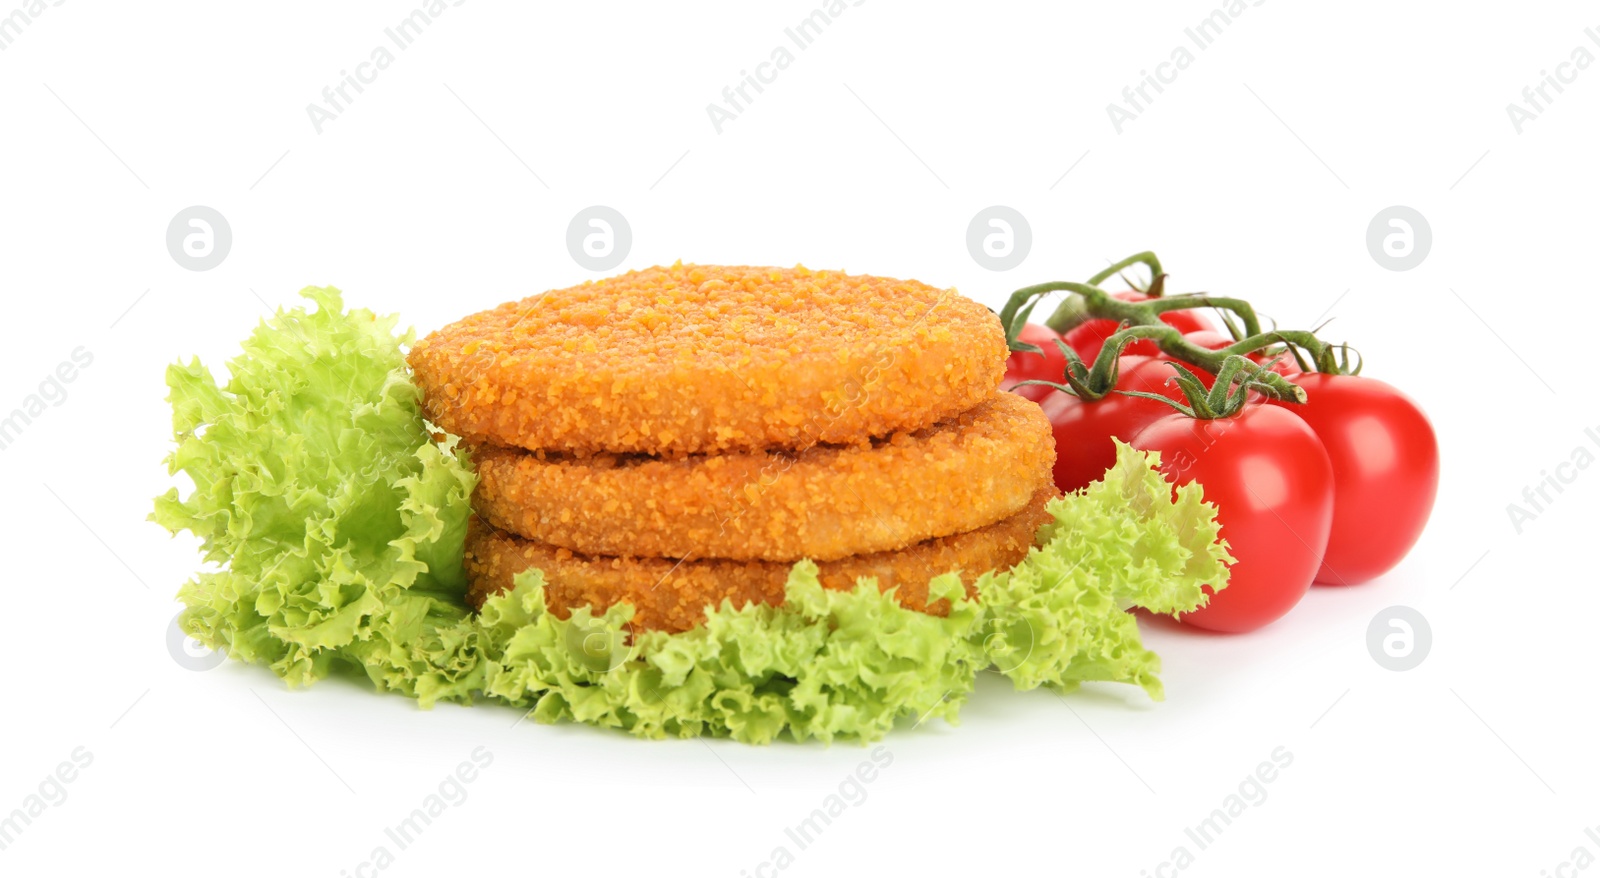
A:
[1065, 292, 1215, 362]
[1131, 405, 1335, 633]
[1268, 374, 1439, 585]
[1041, 356, 1185, 493]
[1002, 323, 1069, 403]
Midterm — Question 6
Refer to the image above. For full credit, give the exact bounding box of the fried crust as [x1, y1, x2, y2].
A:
[407, 264, 1006, 456]
[470, 392, 1054, 562]
[463, 488, 1056, 633]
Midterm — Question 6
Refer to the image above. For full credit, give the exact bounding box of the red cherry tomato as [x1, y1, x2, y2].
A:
[1065, 292, 1215, 362]
[1040, 356, 1185, 493]
[1267, 374, 1438, 585]
[1002, 323, 1069, 403]
[1130, 405, 1335, 633]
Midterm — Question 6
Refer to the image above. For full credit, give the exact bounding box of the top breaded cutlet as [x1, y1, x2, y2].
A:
[406, 263, 1007, 456]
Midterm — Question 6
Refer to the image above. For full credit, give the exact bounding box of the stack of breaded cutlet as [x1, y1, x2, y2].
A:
[407, 263, 1057, 632]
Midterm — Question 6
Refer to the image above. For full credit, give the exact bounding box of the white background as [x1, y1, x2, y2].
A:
[2, 2, 1596, 875]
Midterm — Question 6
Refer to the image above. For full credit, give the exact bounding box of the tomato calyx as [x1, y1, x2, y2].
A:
[1304, 341, 1364, 376]
[1011, 337, 1127, 401]
[1119, 356, 1273, 419]
[1013, 328, 1201, 402]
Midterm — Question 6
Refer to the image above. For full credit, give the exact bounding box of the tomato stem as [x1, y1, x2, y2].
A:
[1086, 252, 1163, 289]
[1000, 281, 1109, 353]
[1114, 324, 1308, 403]
[1000, 251, 1360, 399]
[1067, 284, 1309, 403]
[1120, 357, 1266, 420]
[1142, 295, 1265, 338]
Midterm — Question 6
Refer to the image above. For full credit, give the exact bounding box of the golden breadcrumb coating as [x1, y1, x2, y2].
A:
[471, 392, 1054, 562]
[463, 488, 1055, 633]
[407, 263, 1006, 456]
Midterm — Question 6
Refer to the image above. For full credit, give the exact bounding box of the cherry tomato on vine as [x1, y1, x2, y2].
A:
[1130, 405, 1335, 633]
[1065, 292, 1215, 362]
[1002, 323, 1070, 403]
[1267, 373, 1438, 585]
[1040, 356, 1185, 493]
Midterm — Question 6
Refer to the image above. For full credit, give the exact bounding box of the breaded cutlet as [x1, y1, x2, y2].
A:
[470, 392, 1054, 562]
[407, 263, 1006, 457]
[463, 488, 1057, 633]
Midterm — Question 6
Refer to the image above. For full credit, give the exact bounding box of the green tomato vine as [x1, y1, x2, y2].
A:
[998, 250, 1361, 406]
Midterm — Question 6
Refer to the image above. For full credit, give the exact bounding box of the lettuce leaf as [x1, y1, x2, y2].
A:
[975, 441, 1233, 698]
[154, 289, 1233, 741]
[478, 565, 985, 744]
[472, 443, 1231, 741]
[152, 287, 483, 705]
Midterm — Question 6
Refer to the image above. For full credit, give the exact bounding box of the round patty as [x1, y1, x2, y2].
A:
[407, 264, 1006, 456]
[463, 488, 1056, 633]
[470, 392, 1054, 563]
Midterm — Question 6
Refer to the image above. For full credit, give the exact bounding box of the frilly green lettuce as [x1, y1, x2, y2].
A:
[154, 288, 1232, 742]
[975, 441, 1233, 698]
[152, 286, 483, 705]
[479, 566, 984, 744]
